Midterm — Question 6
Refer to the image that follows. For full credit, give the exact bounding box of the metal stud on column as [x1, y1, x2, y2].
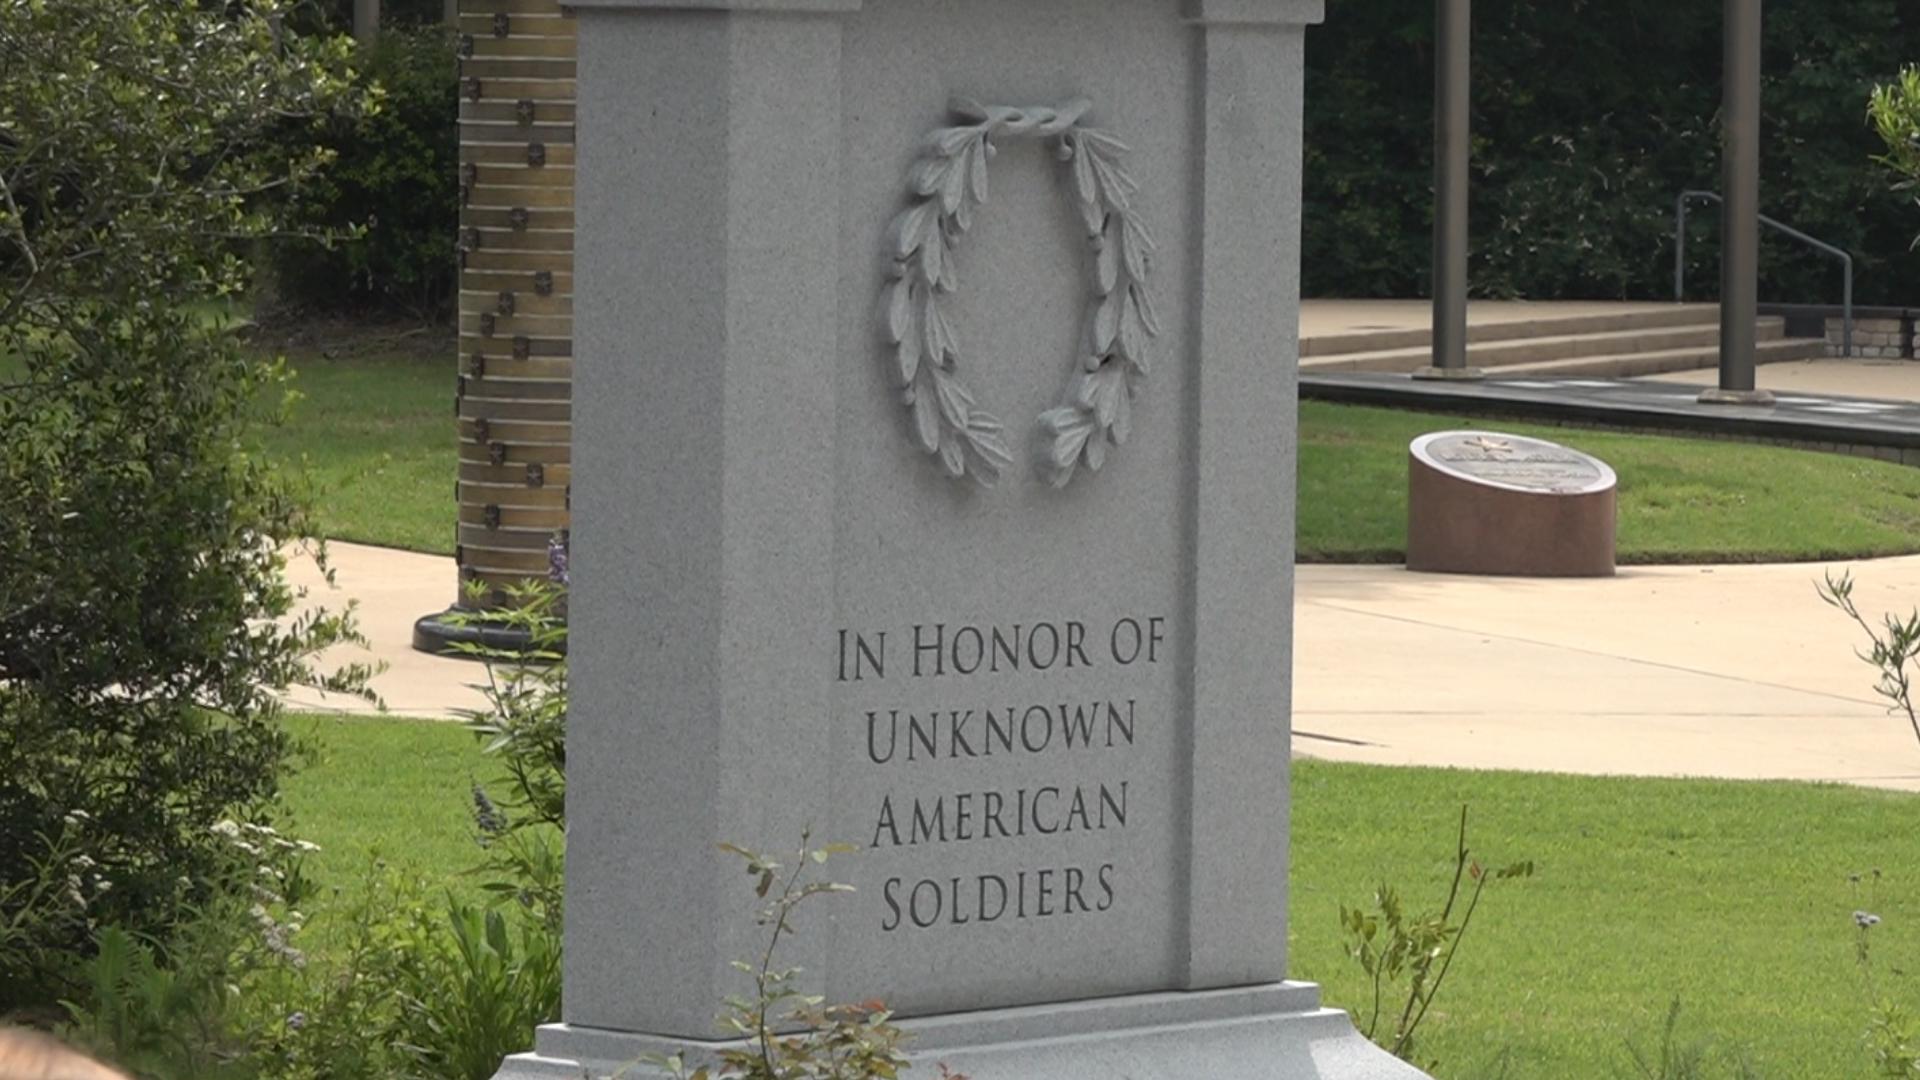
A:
[415, 0, 579, 655]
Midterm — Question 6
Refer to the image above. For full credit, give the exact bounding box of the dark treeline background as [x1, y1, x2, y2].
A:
[306, 0, 449, 30]
[1303, 0, 1920, 305]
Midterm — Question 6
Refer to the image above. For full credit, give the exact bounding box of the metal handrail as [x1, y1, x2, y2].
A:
[1675, 189, 1853, 358]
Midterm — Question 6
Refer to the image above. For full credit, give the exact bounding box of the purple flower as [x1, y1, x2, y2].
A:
[546, 533, 570, 587]
[473, 785, 508, 838]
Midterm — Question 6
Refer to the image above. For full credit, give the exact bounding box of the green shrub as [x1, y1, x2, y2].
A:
[59, 820, 320, 1078]
[0, 0, 370, 1015]
[390, 900, 563, 1080]
[1614, 999, 1764, 1080]
[269, 26, 459, 318]
[648, 837, 925, 1080]
[237, 858, 421, 1080]
[457, 576, 570, 933]
[1338, 807, 1532, 1067]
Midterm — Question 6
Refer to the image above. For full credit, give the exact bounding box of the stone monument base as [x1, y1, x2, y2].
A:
[493, 983, 1428, 1080]
[1407, 431, 1617, 577]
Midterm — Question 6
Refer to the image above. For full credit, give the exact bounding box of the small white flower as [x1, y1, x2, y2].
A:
[294, 840, 322, 853]
[1856, 910, 1883, 928]
[210, 820, 242, 838]
[70, 854, 95, 869]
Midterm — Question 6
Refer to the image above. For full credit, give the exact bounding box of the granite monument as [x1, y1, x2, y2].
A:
[493, 1, 1426, 1076]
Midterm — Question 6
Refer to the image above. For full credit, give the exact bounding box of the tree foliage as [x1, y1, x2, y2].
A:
[1305, 0, 1920, 305]
[270, 26, 459, 317]
[1870, 65, 1920, 247]
[0, 0, 369, 1011]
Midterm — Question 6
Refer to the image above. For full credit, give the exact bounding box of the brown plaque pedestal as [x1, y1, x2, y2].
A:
[1406, 431, 1616, 577]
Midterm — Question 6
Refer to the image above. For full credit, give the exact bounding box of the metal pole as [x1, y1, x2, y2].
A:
[354, 0, 380, 45]
[1702, 0, 1771, 404]
[1414, 0, 1481, 380]
[1675, 194, 1688, 303]
[1844, 259, 1854, 358]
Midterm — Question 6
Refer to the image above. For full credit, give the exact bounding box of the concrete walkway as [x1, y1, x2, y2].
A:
[281, 541, 493, 719]
[1296, 559, 1920, 791]
[285, 542, 1920, 792]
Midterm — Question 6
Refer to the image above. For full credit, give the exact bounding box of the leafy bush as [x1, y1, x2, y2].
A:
[0, 0, 371, 1014]
[17, 574, 568, 1077]
[1870, 66, 1920, 248]
[60, 820, 319, 1078]
[238, 859, 421, 1080]
[51, 819, 563, 1080]
[210, 581, 574, 1080]
[1338, 807, 1532, 1067]
[1305, 0, 1920, 305]
[647, 837, 940, 1080]
[1615, 999, 1764, 1080]
[457, 574, 570, 934]
[268, 26, 459, 318]
[392, 900, 564, 1080]
[1818, 571, 1920, 751]
[222, 849, 557, 1080]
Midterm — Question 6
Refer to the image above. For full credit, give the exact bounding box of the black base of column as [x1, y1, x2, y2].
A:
[412, 606, 562, 659]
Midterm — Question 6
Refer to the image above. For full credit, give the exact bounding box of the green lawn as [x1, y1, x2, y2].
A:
[281, 715, 1920, 1078]
[278, 714, 501, 901]
[1300, 400, 1920, 564]
[1290, 760, 1920, 1077]
[260, 346, 455, 555]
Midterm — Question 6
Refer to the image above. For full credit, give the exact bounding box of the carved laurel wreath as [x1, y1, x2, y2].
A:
[881, 98, 1161, 489]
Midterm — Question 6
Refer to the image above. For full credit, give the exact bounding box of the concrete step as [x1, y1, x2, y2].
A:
[1496, 336, 1829, 379]
[1301, 318, 1791, 375]
[1300, 302, 1722, 359]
